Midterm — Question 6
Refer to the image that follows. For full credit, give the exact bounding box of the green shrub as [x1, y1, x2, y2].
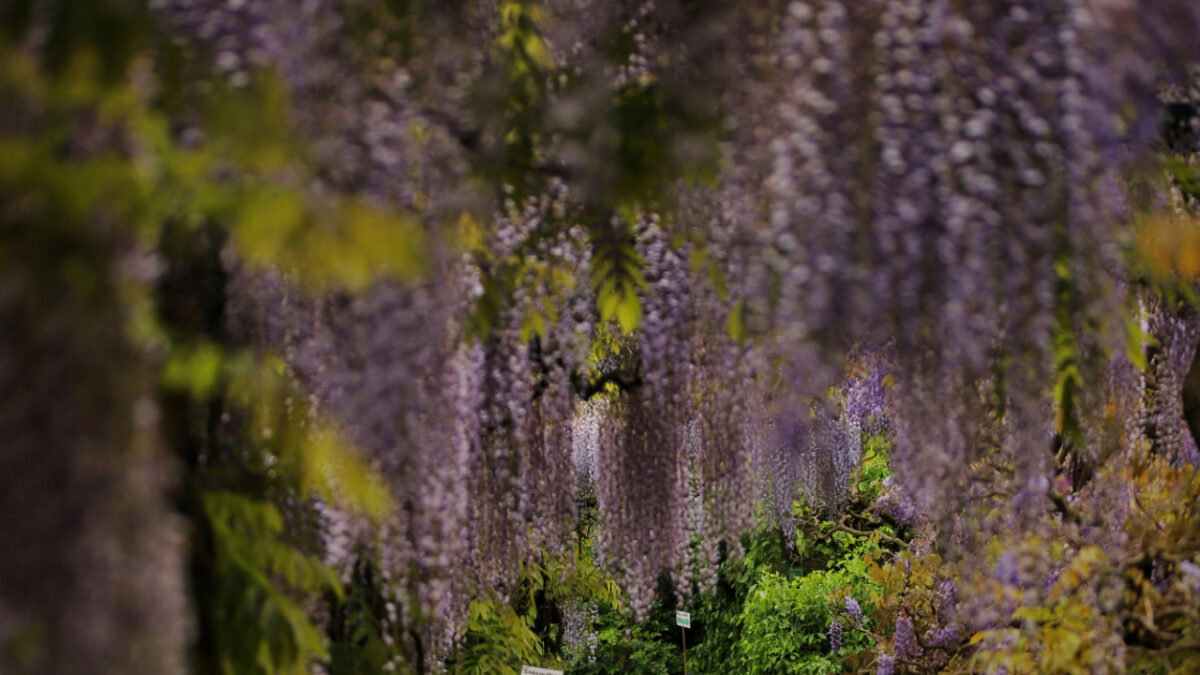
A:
[736, 567, 875, 675]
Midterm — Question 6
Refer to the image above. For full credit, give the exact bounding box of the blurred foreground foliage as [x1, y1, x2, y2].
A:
[0, 1, 416, 672]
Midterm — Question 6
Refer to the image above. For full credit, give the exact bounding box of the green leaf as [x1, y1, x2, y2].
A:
[615, 288, 642, 333]
[728, 300, 746, 341]
[161, 342, 225, 399]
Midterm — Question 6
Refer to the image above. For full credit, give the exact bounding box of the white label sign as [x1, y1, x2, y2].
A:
[521, 667, 564, 675]
[676, 610, 691, 628]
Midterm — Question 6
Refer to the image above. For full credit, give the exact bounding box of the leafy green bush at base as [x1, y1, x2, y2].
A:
[736, 568, 874, 675]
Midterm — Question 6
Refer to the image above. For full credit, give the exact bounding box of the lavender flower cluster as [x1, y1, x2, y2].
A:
[746, 0, 1175, 523]
[562, 600, 599, 665]
[893, 613, 922, 660]
[845, 596, 863, 628]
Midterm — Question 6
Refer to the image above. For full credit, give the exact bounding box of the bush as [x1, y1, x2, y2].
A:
[736, 567, 875, 675]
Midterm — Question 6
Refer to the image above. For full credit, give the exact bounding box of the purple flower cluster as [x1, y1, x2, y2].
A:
[994, 551, 1022, 587]
[845, 596, 863, 628]
[751, 0, 1159, 525]
[871, 478, 919, 527]
[1144, 309, 1200, 465]
[893, 614, 922, 659]
[842, 353, 893, 437]
[563, 600, 599, 665]
[937, 580, 957, 616]
[924, 624, 961, 648]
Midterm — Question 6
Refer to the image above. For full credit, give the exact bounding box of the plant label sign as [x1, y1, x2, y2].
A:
[520, 667, 563, 675]
[676, 610, 691, 628]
